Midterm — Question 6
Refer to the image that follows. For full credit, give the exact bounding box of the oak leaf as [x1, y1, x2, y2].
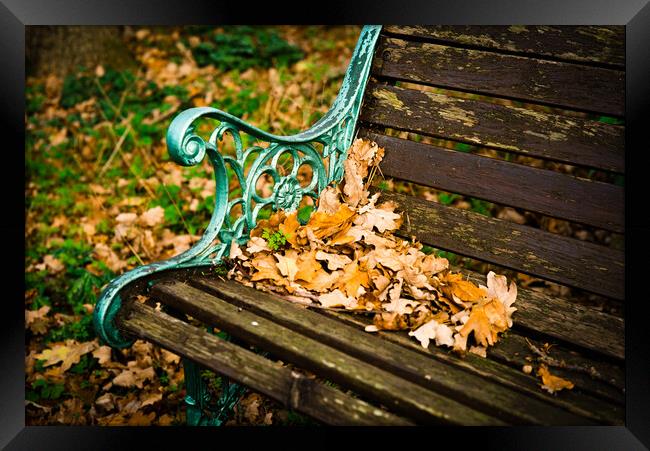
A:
[459, 305, 497, 347]
[440, 273, 487, 304]
[336, 260, 370, 298]
[483, 271, 517, 327]
[537, 364, 575, 394]
[318, 289, 359, 309]
[275, 252, 299, 282]
[294, 251, 324, 283]
[317, 186, 342, 214]
[409, 319, 454, 349]
[315, 250, 352, 270]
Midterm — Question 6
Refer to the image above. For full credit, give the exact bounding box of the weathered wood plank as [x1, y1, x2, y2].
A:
[151, 281, 506, 425]
[360, 83, 624, 173]
[376, 190, 625, 301]
[117, 302, 413, 426]
[457, 267, 625, 361]
[360, 130, 624, 233]
[382, 26, 625, 68]
[488, 332, 624, 405]
[315, 307, 623, 425]
[191, 277, 597, 424]
[372, 37, 624, 116]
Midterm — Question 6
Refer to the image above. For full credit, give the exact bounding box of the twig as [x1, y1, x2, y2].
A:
[524, 338, 621, 390]
[161, 181, 193, 236]
[98, 124, 131, 179]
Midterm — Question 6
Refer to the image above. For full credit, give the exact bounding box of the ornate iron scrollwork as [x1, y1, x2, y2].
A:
[93, 25, 381, 349]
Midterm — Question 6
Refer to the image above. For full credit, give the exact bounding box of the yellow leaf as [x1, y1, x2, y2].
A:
[336, 260, 370, 298]
[537, 364, 575, 394]
[459, 305, 497, 347]
[294, 251, 324, 283]
[279, 211, 301, 247]
[306, 204, 356, 240]
[318, 289, 359, 309]
[315, 250, 351, 270]
[440, 273, 487, 303]
[275, 252, 299, 282]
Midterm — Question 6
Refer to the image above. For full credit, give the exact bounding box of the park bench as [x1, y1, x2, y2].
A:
[94, 25, 625, 425]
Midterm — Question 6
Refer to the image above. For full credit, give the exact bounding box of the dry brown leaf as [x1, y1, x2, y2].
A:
[408, 319, 454, 349]
[318, 289, 359, 309]
[139, 206, 165, 227]
[440, 273, 487, 304]
[537, 364, 575, 394]
[275, 252, 299, 282]
[336, 260, 370, 298]
[25, 306, 51, 334]
[92, 346, 112, 366]
[112, 362, 156, 389]
[315, 250, 351, 271]
[459, 305, 497, 347]
[317, 186, 342, 214]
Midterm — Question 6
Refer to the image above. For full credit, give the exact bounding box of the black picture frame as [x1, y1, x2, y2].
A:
[6, 0, 650, 448]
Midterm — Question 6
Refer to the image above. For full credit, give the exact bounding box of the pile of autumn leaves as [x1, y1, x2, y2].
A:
[228, 139, 517, 357]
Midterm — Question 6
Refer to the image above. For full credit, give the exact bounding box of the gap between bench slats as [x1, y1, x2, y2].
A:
[117, 301, 412, 426]
[150, 281, 507, 425]
[311, 305, 623, 424]
[185, 277, 621, 424]
[375, 189, 624, 301]
[360, 83, 624, 173]
[382, 26, 625, 68]
[372, 36, 624, 116]
[359, 130, 624, 233]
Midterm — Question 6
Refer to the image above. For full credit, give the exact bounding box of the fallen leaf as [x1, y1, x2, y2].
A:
[408, 319, 454, 349]
[318, 289, 359, 309]
[315, 250, 351, 270]
[537, 364, 575, 394]
[139, 206, 165, 227]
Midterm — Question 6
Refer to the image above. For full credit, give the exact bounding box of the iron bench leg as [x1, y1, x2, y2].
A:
[183, 357, 248, 426]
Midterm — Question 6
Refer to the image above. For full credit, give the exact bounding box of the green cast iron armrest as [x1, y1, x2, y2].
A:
[94, 25, 382, 348]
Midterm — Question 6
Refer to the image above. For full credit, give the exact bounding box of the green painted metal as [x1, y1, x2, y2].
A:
[183, 357, 248, 426]
[92, 25, 382, 424]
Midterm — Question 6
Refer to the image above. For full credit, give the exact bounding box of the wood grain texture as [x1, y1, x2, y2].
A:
[457, 267, 625, 361]
[150, 281, 505, 425]
[189, 276, 622, 424]
[382, 26, 625, 68]
[360, 130, 624, 233]
[377, 190, 624, 301]
[360, 83, 624, 173]
[372, 37, 624, 116]
[117, 302, 413, 425]
[314, 306, 623, 425]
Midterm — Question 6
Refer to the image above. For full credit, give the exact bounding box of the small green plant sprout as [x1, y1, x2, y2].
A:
[261, 228, 289, 251]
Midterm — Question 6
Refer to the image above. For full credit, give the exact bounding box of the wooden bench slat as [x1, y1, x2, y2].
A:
[373, 37, 624, 116]
[360, 83, 624, 173]
[458, 267, 625, 361]
[190, 277, 599, 425]
[316, 307, 623, 423]
[151, 281, 507, 425]
[377, 190, 625, 301]
[382, 26, 625, 68]
[488, 332, 624, 405]
[118, 302, 413, 426]
[360, 131, 624, 233]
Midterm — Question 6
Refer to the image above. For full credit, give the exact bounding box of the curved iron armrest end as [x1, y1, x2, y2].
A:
[94, 25, 382, 349]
